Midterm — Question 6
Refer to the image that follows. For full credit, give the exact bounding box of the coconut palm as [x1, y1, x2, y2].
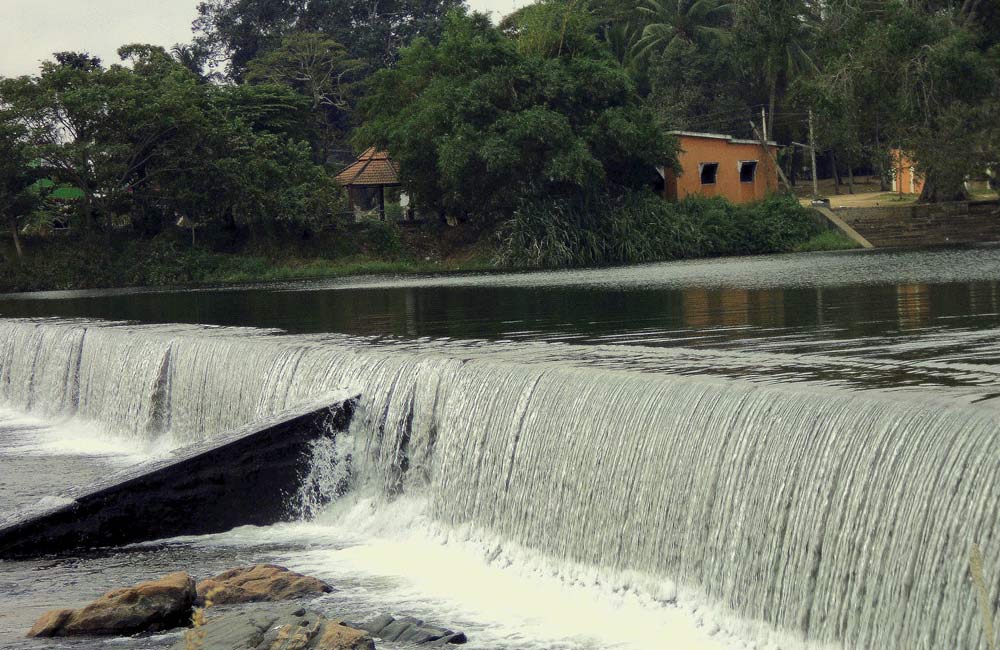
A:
[736, 0, 818, 136]
[631, 0, 733, 61]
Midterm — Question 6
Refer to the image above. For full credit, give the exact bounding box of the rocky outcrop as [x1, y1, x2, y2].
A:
[28, 571, 196, 637]
[197, 565, 333, 605]
[351, 613, 467, 646]
[173, 605, 374, 650]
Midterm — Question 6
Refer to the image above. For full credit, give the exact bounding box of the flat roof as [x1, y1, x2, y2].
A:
[669, 130, 778, 147]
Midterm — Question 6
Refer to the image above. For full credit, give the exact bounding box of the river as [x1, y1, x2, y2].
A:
[1, 247, 998, 650]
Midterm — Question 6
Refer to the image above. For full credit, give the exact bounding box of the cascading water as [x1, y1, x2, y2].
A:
[0, 318, 997, 649]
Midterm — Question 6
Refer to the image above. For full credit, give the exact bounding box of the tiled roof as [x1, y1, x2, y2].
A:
[335, 147, 401, 186]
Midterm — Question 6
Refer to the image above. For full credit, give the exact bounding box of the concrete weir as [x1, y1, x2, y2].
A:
[0, 393, 358, 559]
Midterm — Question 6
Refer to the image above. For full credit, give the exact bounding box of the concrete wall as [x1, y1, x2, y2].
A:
[0, 394, 358, 559]
[665, 134, 779, 204]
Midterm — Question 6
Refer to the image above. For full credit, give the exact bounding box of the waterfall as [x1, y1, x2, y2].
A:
[1, 318, 997, 649]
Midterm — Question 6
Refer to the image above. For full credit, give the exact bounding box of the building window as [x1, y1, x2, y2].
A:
[739, 160, 758, 183]
[699, 162, 719, 185]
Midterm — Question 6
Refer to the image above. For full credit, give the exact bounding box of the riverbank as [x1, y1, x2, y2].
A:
[0, 222, 496, 294]
[0, 197, 857, 294]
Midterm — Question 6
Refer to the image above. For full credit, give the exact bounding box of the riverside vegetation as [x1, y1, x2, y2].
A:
[2, 0, 997, 292]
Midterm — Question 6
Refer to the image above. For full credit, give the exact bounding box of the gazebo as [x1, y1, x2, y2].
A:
[334, 147, 401, 220]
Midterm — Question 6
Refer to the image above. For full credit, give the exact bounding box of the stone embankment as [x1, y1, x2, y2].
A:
[832, 199, 1000, 248]
[26, 564, 467, 650]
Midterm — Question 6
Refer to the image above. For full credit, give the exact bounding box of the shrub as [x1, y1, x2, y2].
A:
[794, 230, 863, 252]
[357, 220, 403, 257]
[495, 192, 818, 268]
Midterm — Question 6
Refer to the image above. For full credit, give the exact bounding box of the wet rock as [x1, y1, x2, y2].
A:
[352, 613, 466, 646]
[27, 571, 196, 637]
[197, 565, 333, 605]
[174, 604, 374, 650]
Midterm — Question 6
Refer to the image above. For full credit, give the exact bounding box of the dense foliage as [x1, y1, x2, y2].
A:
[355, 10, 673, 223]
[496, 193, 818, 267]
[0, 46, 339, 241]
[1, 0, 998, 288]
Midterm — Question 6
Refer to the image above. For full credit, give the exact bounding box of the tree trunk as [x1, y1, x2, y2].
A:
[875, 119, 889, 191]
[830, 150, 841, 195]
[918, 171, 969, 203]
[847, 160, 855, 195]
[767, 83, 777, 141]
[10, 215, 23, 259]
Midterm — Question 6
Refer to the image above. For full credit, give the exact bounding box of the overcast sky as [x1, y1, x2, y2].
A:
[0, 0, 530, 77]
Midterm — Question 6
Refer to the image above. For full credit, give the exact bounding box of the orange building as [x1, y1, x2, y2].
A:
[663, 131, 779, 204]
[890, 149, 925, 195]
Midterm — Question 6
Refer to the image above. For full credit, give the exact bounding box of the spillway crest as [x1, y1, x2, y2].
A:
[1, 319, 997, 649]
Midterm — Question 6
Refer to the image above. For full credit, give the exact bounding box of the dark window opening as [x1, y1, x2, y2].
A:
[740, 160, 758, 183]
[700, 163, 719, 185]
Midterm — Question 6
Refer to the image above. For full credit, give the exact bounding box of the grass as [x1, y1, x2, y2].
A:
[794, 230, 864, 252]
[195, 254, 496, 285]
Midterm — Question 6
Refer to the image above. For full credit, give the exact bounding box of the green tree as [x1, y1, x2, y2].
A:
[355, 10, 673, 223]
[0, 114, 38, 258]
[246, 32, 364, 163]
[632, 0, 732, 61]
[734, 0, 817, 138]
[814, 2, 999, 201]
[194, 0, 466, 78]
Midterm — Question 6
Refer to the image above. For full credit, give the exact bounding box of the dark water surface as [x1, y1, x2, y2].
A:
[3, 247, 1000, 398]
[3, 247, 1000, 349]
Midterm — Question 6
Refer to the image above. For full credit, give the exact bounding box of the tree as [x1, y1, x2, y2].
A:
[1, 45, 342, 238]
[814, 2, 1000, 201]
[0, 47, 214, 232]
[645, 38, 752, 135]
[169, 43, 222, 82]
[734, 0, 817, 138]
[245, 32, 364, 163]
[355, 10, 673, 222]
[0, 113, 37, 258]
[194, 0, 466, 78]
[632, 0, 732, 61]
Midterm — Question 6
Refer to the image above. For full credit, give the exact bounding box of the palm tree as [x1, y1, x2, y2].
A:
[736, 0, 818, 137]
[170, 44, 216, 81]
[605, 22, 643, 69]
[632, 0, 733, 61]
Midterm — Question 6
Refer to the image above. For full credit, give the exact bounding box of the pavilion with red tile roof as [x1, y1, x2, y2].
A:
[335, 147, 401, 220]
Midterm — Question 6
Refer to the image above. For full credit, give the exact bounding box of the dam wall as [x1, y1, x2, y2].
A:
[0, 394, 357, 558]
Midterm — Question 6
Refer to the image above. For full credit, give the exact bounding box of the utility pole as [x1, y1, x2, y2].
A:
[808, 109, 819, 199]
[751, 120, 792, 191]
[761, 107, 768, 141]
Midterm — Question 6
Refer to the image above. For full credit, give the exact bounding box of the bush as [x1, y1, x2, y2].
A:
[495, 192, 820, 268]
[356, 220, 404, 257]
[794, 230, 863, 252]
[682, 194, 819, 256]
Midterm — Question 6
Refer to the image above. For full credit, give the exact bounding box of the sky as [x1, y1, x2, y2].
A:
[0, 0, 530, 78]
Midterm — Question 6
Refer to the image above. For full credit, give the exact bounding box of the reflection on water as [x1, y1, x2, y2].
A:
[1, 277, 998, 351]
[1, 248, 999, 395]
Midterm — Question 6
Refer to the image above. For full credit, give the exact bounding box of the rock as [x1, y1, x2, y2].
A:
[353, 613, 466, 646]
[197, 565, 333, 605]
[27, 571, 196, 637]
[173, 604, 374, 650]
[313, 621, 374, 650]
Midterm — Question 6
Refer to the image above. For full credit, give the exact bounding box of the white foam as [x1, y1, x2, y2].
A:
[182, 495, 830, 650]
[0, 407, 153, 461]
